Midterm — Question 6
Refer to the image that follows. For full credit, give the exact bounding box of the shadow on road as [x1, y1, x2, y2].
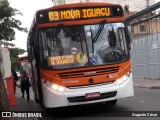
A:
[44, 102, 129, 118]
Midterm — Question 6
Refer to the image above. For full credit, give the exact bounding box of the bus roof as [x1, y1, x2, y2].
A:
[18, 52, 28, 62]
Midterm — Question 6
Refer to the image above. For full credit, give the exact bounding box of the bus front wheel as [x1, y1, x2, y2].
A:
[105, 100, 117, 106]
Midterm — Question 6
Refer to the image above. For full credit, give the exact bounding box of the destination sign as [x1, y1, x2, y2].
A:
[48, 7, 111, 21]
[36, 6, 123, 24]
[49, 55, 74, 65]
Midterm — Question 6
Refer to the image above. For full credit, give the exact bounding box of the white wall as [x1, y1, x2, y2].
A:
[0, 48, 11, 79]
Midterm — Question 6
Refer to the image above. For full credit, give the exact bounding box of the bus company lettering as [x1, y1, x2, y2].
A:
[48, 7, 111, 21]
[62, 80, 79, 84]
[49, 55, 74, 65]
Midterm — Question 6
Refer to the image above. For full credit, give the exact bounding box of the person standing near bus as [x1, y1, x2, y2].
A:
[21, 71, 30, 101]
[11, 69, 18, 95]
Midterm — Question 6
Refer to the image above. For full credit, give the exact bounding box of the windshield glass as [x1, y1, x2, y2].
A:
[39, 22, 129, 69]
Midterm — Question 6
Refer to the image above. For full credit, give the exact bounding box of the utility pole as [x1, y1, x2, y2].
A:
[59, 0, 65, 4]
[146, 0, 149, 8]
[52, 0, 65, 5]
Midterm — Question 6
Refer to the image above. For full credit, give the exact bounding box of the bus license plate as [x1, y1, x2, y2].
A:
[85, 92, 100, 98]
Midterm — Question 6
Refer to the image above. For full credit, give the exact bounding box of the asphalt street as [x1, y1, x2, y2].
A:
[13, 85, 160, 120]
[39, 87, 160, 120]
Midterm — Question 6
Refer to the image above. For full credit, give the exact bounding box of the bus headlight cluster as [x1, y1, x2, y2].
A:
[51, 84, 65, 92]
[45, 81, 65, 92]
[115, 72, 130, 85]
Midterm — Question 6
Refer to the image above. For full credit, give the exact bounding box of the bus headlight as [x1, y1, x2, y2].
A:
[44, 80, 65, 92]
[115, 72, 130, 85]
[57, 86, 65, 92]
[51, 84, 65, 92]
[51, 84, 58, 90]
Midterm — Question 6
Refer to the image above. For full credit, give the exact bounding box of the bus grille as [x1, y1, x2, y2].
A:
[67, 81, 114, 89]
[59, 67, 119, 79]
[67, 91, 117, 103]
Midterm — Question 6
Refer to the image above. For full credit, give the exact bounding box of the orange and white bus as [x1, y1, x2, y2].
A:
[18, 53, 28, 72]
[27, 2, 134, 109]
[18, 55, 28, 62]
[18, 53, 30, 77]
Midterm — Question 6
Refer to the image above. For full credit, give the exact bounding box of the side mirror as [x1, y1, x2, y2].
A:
[127, 26, 133, 43]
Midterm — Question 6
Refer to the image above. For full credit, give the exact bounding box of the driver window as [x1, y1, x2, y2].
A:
[117, 28, 128, 53]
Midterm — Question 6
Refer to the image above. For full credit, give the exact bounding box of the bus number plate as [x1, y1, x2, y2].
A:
[85, 92, 100, 98]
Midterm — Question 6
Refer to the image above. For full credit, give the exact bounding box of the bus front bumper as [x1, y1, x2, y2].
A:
[42, 74, 134, 108]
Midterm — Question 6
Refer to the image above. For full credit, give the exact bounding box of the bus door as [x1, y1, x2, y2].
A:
[31, 47, 40, 102]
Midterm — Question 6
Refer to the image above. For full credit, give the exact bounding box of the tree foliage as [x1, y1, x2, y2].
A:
[0, 0, 27, 70]
[124, 5, 129, 12]
[0, 0, 28, 41]
[1, 41, 15, 47]
[10, 47, 26, 70]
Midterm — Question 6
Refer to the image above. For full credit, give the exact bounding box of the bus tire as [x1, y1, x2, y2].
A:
[39, 90, 45, 109]
[45, 107, 61, 115]
[45, 108, 53, 114]
[105, 99, 117, 106]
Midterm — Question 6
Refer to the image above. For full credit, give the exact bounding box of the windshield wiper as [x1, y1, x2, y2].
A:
[90, 20, 106, 57]
[90, 27, 94, 57]
[93, 20, 106, 43]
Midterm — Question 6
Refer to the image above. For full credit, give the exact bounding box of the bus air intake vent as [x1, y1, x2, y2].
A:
[67, 81, 114, 89]
[59, 67, 119, 79]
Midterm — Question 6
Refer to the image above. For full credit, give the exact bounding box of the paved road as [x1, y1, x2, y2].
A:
[39, 87, 160, 120]
[13, 86, 160, 120]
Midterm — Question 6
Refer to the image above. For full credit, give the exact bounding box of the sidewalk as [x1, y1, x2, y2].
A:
[133, 78, 160, 88]
[12, 87, 43, 120]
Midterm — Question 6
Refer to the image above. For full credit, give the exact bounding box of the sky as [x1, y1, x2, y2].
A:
[8, 0, 53, 50]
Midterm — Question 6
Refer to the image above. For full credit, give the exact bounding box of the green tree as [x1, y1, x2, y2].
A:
[124, 5, 129, 12]
[10, 47, 26, 70]
[0, 0, 28, 41]
[1, 41, 15, 47]
[0, 0, 27, 113]
[0, 0, 27, 70]
[0, 41, 26, 70]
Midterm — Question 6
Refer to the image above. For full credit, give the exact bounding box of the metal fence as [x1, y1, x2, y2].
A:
[131, 33, 160, 79]
[126, 2, 160, 80]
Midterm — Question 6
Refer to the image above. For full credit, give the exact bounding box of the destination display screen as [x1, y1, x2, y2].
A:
[48, 7, 111, 21]
[36, 6, 123, 24]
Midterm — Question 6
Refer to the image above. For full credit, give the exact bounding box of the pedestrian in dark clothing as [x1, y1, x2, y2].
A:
[11, 70, 18, 95]
[21, 71, 30, 101]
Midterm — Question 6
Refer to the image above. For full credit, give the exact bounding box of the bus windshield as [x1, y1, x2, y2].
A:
[39, 22, 129, 69]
